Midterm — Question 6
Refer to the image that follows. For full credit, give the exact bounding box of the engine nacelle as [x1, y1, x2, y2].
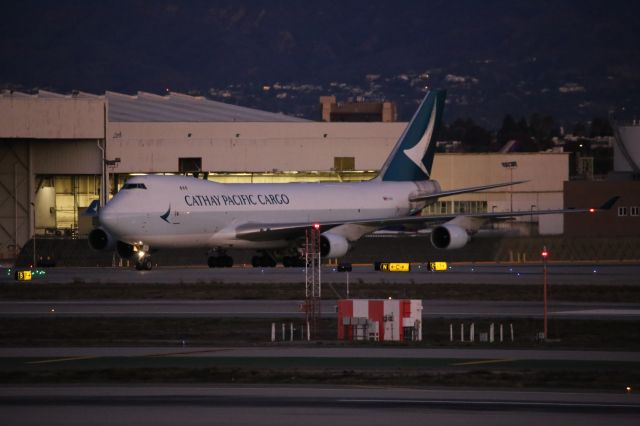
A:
[88, 227, 115, 251]
[320, 233, 350, 258]
[430, 224, 471, 250]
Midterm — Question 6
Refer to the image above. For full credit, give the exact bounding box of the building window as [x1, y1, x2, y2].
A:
[453, 201, 488, 214]
[631, 206, 639, 217]
[334, 157, 355, 171]
[618, 206, 628, 216]
[179, 157, 202, 173]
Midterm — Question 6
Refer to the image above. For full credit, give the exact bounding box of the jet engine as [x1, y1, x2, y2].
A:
[430, 224, 470, 250]
[88, 228, 116, 251]
[320, 233, 350, 258]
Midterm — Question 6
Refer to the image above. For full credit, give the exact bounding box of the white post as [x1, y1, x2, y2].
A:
[290, 322, 294, 342]
[470, 323, 475, 342]
[449, 324, 453, 342]
[460, 324, 465, 342]
[346, 272, 350, 299]
[307, 321, 311, 341]
[271, 323, 276, 342]
[510, 323, 514, 342]
[489, 323, 495, 343]
[500, 324, 504, 343]
[282, 323, 285, 341]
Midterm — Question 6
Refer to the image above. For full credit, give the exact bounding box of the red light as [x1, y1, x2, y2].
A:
[588, 208, 596, 213]
[541, 251, 548, 258]
[313, 223, 320, 230]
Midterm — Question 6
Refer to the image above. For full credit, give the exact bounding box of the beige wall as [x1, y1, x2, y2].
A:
[32, 140, 102, 174]
[106, 122, 406, 173]
[0, 96, 104, 139]
[432, 153, 568, 234]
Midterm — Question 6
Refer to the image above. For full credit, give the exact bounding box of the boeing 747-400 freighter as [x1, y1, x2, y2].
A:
[88, 90, 616, 270]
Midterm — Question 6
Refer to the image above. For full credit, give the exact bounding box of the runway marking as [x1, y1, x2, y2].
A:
[338, 399, 640, 409]
[554, 309, 640, 316]
[144, 348, 235, 358]
[451, 358, 514, 366]
[26, 355, 99, 365]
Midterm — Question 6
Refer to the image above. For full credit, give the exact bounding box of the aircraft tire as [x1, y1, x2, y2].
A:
[142, 257, 153, 270]
[136, 257, 152, 271]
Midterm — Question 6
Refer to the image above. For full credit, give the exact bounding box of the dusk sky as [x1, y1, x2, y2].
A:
[2, 0, 639, 126]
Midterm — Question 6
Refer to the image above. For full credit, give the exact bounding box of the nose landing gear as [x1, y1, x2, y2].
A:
[135, 255, 153, 271]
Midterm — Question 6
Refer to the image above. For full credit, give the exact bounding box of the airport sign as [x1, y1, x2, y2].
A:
[15, 270, 32, 281]
[428, 261, 448, 271]
[375, 262, 411, 272]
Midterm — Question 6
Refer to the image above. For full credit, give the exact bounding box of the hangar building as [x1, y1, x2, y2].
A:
[0, 90, 568, 261]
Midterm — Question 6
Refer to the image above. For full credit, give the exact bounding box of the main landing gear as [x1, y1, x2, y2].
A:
[282, 255, 306, 268]
[208, 254, 234, 268]
[251, 252, 277, 268]
[250, 251, 305, 268]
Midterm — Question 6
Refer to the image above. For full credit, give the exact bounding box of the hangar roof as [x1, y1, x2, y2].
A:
[106, 91, 309, 123]
[0, 89, 308, 123]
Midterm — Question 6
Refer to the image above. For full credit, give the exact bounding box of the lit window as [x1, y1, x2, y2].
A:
[618, 206, 628, 216]
[631, 206, 639, 217]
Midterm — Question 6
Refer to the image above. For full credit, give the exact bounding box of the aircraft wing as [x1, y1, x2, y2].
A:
[409, 180, 527, 202]
[233, 196, 619, 242]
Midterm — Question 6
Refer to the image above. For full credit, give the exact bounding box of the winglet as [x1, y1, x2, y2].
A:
[598, 196, 619, 211]
[83, 200, 100, 216]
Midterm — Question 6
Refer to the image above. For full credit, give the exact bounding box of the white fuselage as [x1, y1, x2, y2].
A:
[99, 175, 430, 249]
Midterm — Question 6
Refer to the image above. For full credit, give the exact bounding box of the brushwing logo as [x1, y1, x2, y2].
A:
[402, 101, 437, 178]
[160, 205, 179, 224]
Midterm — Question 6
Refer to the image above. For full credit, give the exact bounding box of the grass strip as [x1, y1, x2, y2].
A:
[2, 282, 640, 302]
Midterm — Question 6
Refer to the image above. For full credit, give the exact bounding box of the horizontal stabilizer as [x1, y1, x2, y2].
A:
[598, 196, 619, 210]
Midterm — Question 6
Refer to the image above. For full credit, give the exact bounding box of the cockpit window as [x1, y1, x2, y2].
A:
[123, 183, 147, 190]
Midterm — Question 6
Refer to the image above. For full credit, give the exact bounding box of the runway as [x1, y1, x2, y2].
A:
[4, 263, 640, 285]
[2, 346, 639, 362]
[1, 385, 639, 426]
[1, 299, 639, 320]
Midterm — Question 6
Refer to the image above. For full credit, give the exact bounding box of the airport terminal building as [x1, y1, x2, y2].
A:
[0, 89, 611, 262]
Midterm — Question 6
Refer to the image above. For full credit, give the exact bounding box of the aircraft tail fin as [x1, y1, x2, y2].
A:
[83, 200, 100, 216]
[378, 90, 446, 182]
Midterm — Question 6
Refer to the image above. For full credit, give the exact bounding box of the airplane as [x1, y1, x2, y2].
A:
[87, 90, 617, 270]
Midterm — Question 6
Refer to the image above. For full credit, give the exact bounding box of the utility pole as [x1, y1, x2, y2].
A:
[501, 161, 518, 212]
[304, 224, 321, 338]
[30, 202, 36, 268]
[541, 246, 549, 339]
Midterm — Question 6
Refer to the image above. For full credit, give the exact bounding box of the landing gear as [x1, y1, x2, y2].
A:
[251, 253, 277, 268]
[249, 251, 303, 268]
[207, 254, 234, 268]
[282, 255, 305, 268]
[135, 255, 153, 271]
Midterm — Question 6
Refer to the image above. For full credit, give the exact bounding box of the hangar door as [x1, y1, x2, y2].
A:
[0, 141, 31, 260]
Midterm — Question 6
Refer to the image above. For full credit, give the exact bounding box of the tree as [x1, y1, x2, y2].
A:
[590, 117, 612, 137]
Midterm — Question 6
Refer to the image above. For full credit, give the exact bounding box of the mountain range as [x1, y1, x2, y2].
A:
[2, 0, 639, 127]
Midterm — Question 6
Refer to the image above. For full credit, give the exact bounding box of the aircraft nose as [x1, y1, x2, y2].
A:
[99, 205, 118, 231]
